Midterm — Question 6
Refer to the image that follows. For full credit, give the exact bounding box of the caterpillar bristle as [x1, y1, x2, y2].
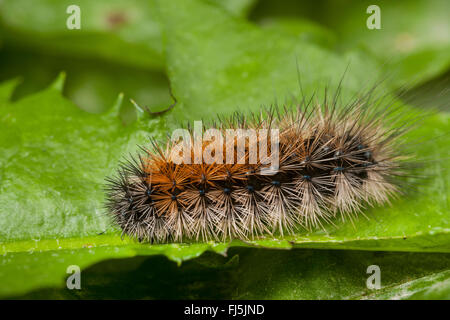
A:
[105, 89, 414, 243]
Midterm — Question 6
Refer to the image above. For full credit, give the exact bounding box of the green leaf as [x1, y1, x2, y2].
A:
[9, 248, 450, 300]
[0, 0, 448, 298]
[0, 241, 231, 298]
[330, 0, 450, 87]
[230, 249, 450, 300]
[0, 0, 255, 123]
[357, 270, 450, 300]
[0, 77, 21, 102]
[0, 48, 173, 125]
[0, 0, 255, 71]
[256, 17, 337, 49]
[250, 0, 450, 87]
[159, 2, 383, 122]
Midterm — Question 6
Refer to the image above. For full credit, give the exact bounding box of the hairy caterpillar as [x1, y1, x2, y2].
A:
[105, 86, 414, 243]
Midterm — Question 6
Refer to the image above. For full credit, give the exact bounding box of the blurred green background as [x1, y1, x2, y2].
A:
[0, 0, 449, 299]
[1, 0, 448, 115]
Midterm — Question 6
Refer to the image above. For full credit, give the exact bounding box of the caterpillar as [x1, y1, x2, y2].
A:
[105, 86, 414, 243]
